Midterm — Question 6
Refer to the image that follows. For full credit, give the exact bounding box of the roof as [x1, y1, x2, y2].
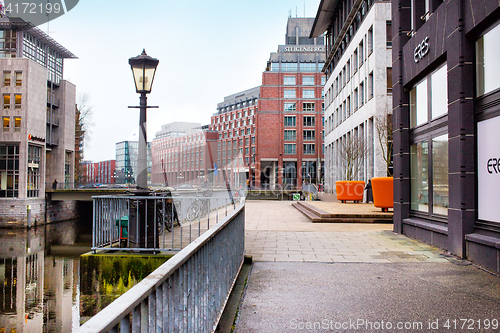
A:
[309, 0, 339, 38]
[0, 17, 77, 59]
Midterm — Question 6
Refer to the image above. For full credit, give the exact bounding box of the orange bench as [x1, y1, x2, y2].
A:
[371, 177, 393, 212]
[336, 181, 365, 203]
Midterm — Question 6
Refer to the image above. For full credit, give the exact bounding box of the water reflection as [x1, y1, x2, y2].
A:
[0, 219, 168, 332]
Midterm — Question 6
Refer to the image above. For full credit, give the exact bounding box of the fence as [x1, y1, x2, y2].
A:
[92, 190, 241, 252]
[77, 199, 245, 332]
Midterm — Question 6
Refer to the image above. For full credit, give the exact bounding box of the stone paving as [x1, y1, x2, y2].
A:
[245, 200, 449, 263]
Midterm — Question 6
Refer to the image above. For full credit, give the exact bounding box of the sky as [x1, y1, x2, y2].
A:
[38, 0, 322, 162]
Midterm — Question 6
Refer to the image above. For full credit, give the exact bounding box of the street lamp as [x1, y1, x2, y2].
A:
[128, 49, 159, 190]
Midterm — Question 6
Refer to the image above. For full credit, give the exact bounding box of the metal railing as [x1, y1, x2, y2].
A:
[77, 199, 245, 332]
[92, 190, 242, 252]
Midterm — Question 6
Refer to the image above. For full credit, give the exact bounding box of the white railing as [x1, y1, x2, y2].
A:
[78, 199, 245, 332]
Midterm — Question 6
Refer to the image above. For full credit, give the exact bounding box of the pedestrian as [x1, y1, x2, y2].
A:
[203, 178, 209, 188]
[52, 179, 58, 190]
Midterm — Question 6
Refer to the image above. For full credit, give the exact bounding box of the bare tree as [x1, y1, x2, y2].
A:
[339, 134, 367, 181]
[75, 93, 93, 183]
[375, 109, 393, 176]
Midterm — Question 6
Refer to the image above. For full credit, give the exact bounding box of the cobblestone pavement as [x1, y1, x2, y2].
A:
[245, 200, 449, 263]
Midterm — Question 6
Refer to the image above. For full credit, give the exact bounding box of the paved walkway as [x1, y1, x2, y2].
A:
[237, 200, 500, 333]
[245, 201, 447, 263]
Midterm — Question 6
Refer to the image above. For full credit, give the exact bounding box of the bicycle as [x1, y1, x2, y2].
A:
[153, 191, 181, 232]
[186, 189, 212, 222]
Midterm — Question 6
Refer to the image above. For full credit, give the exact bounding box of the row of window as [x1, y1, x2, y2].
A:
[220, 126, 254, 139]
[214, 108, 255, 122]
[284, 88, 320, 99]
[2, 116, 21, 131]
[3, 94, 22, 109]
[283, 75, 326, 86]
[284, 144, 316, 155]
[3, 71, 22, 87]
[220, 136, 255, 148]
[270, 62, 325, 72]
[219, 146, 256, 158]
[217, 100, 257, 114]
[284, 130, 317, 141]
[215, 118, 253, 131]
[284, 116, 318, 127]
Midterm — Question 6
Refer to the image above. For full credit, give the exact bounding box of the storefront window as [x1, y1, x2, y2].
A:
[27, 145, 41, 197]
[284, 162, 297, 189]
[476, 23, 500, 96]
[431, 65, 448, 119]
[410, 141, 429, 213]
[410, 78, 428, 127]
[432, 135, 449, 215]
[0, 144, 20, 197]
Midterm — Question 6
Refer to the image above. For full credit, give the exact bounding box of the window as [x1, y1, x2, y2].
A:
[0, 144, 20, 197]
[284, 103, 296, 112]
[303, 76, 314, 85]
[15, 72, 21, 86]
[3, 94, 10, 109]
[3, 71, 10, 86]
[284, 130, 296, 141]
[303, 144, 315, 155]
[386, 21, 392, 47]
[410, 64, 447, 127]
[476, 23, 500, 96]
[300, 63, 316, 72]
[303, 89, 315, 99]
[27, 145, 41, 197]
[284, 116, 296, 127]
[14, 117, 20, 131]
[303, 116, 315, 127]
[2, 117, 9, 131]
[282, 62, 298, 71]
[284, 161, 297, 188]
[359, 41, 364, 65]
[368, 26, 373, 54]
[353, 88, 358, 111]
[303, 130, 315, 141]
[369, 72, 374, 99]
[284, 89, 296, 98]
[387, 68, 393, 93]
[284, 76, 296, 85]
[321, 76, 326, 85]
[359, 81, 365, 106]
[284, 144, 296, 155]
[353, 50, 358, 70]
[271, 62, 279, 71]
[303, 102, 315, 112]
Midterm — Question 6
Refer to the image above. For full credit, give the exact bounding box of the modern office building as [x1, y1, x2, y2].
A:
[310, 0, 393, 192]
[0, 17, 77, 224]
[211, 17, 326, 190]
[151, 122, 218, 187]
[83, 160, 116, 185]
[391, 0, 500, 273]
[115, 141, 151, 185]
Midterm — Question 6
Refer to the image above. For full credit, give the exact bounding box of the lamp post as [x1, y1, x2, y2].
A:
[128, 49, 159, 191]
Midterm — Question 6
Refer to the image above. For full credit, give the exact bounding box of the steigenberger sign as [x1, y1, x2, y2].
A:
[477, 115, 500, 223]
[282, 46, 325, 52]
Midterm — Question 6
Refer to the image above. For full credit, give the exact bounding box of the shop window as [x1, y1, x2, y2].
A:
[476, 23, 500, 97]
[27, 145, 41, 197]
[0, 144, 20, 198]
[284, 162, 297, 188]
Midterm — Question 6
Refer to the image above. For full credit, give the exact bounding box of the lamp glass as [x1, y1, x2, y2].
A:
[131, 63, 157, 93]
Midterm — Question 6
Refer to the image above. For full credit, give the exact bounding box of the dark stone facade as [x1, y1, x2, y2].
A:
[392, 0, 500, 273]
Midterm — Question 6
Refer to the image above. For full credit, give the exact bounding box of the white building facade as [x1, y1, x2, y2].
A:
[319, 1, 392, 192]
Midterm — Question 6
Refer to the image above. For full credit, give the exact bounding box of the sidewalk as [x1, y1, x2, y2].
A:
[236, 200, 500, 332]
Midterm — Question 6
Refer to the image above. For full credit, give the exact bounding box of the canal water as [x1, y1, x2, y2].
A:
[0, 219, 169, 332]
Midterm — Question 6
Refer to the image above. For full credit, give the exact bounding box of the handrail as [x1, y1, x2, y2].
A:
[77, 201, 245, 332]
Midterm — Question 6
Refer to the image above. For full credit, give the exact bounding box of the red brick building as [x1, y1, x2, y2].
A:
[151, 123, 218, 187]
[211, 18, 326, 189]
[83, 160, 116, 184]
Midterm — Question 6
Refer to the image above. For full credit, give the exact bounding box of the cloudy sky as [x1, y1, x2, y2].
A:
[39, 0, 322, 162]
